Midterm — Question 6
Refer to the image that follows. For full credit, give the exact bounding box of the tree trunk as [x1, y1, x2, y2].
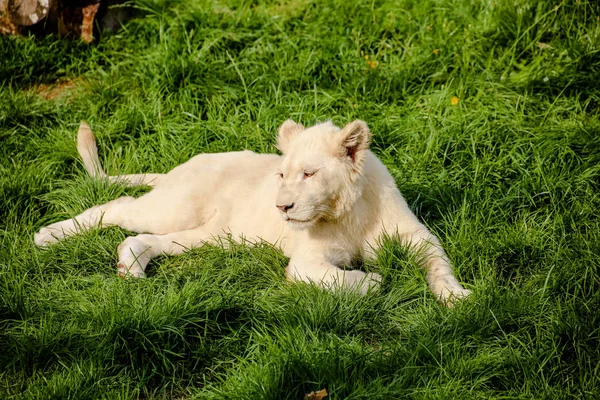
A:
[0, 0, 52, 34]
[0, 0, 103, 43]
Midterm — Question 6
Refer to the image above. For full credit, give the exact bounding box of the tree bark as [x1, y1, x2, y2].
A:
[0, 0, 53, 34]
[0, 0, 103, 42]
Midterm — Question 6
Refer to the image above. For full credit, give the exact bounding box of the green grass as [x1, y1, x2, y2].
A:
[1, 0, 600, 398]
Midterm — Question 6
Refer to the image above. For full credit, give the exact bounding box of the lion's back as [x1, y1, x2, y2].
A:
[158, 150, 281, 190]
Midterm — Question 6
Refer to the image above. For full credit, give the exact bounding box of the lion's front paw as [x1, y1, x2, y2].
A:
[34, 227, 60, 247]
[440, 287, 472, 307]
[365, 271, 382, 286]
[346, 270, 381, 294]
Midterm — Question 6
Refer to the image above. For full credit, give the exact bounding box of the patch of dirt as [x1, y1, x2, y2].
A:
[31, 77, 87, 100]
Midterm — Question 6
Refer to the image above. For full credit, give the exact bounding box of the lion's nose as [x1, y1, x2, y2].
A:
[276, 203, 295, 212]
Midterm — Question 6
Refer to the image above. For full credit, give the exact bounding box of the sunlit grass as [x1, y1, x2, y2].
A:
[1, 0, 599, 398]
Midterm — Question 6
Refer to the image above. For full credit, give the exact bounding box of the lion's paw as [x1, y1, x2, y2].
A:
[117, 262, 147, 279]
[361, 272, 382, 294]
[116, 237, 151, 279]
[440, 287, 472, 307]
[346, 270, 381, 294]
[34, 227, 60, 247]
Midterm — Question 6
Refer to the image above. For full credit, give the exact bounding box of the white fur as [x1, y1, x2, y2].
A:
[35, 120, 471, 304]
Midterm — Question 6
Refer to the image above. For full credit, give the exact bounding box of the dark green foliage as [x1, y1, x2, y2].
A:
[1, 0, 599, 398]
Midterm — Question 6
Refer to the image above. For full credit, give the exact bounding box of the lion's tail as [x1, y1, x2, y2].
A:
[76, 122, 163, 187]
[77, 121, 107, 179]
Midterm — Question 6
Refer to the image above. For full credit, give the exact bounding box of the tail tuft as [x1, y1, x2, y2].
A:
[77, 122, 106, 179]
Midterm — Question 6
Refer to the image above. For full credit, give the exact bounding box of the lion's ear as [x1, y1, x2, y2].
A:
[339, 120, 371, 165]
[276, 119, 305, 153]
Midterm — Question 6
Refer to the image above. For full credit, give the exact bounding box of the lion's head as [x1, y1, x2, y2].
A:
[275, 119, 372, 229]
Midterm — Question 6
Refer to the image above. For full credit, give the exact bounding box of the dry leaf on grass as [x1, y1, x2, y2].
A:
[305, 388, 328, 400]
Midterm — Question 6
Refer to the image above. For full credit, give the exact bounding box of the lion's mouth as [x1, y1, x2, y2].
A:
[285, 217, 311, 223]
[283, 214, 317, 226]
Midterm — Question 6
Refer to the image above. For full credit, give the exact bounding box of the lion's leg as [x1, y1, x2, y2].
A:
[34, 196, 136, 246]
[409, 229, 471, 303]
[116, 226, 219, 278]
[286, 252, 381, 295]
[371, 224, 471, 305]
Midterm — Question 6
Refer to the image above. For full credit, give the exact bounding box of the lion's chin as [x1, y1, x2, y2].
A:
[284, 216, 317, 230]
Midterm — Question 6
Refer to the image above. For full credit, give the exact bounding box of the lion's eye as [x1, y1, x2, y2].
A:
[278, 173, 284, 179]
[303, 171, 315, 179]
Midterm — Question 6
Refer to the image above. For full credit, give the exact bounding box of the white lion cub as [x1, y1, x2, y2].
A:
[35, 119, 471, 304]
